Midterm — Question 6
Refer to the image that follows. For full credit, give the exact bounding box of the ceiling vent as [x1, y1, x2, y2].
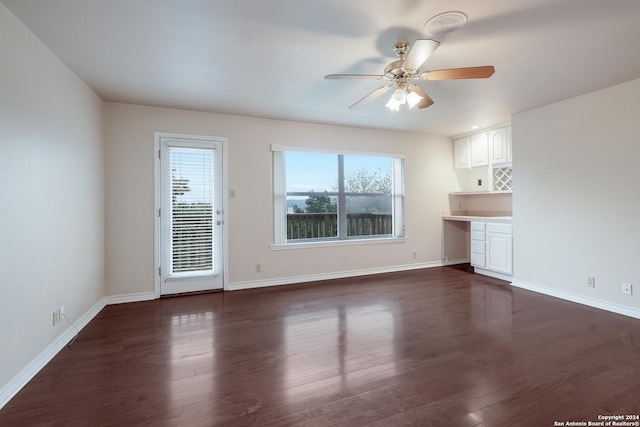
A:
[424, 11, 468, 37]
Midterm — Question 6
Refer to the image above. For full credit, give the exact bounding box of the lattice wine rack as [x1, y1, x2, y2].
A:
[493, 166, 513, 191]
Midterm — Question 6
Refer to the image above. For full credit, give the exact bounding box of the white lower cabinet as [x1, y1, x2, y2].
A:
[470, 221, 513, 277]
[470, 222, 486, 268]
[486, 223, 513, 275]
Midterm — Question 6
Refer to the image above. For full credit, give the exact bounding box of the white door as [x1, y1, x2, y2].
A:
[157, 134, 224, 295]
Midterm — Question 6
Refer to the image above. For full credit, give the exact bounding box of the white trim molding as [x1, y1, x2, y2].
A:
[270, 237, 407, 251]
[510, 279, 640, 320]
[442, 257, 469, 266]
[103, 292, 156, 305]
[474, 267, 513, 282]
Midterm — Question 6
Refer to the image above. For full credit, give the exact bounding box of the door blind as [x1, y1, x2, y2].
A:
[167, 146, 216, 276]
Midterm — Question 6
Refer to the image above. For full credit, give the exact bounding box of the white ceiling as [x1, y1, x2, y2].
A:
[3, 0, 640, 136]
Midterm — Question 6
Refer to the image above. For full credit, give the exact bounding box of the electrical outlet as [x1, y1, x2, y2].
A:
[586, 277, 595, 288]
[622, 283, 633, 296]
[412, 251, 417, 259]
[477, 179, 482, 186]
[255, 264, 262, 273]
[52, 306, 65, 327]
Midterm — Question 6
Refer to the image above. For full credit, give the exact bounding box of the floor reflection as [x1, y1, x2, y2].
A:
[170, 311, 216, 363]
[471, 282, 513, 340]
[283, 303, 397, 402]
[168, 309, 216, 411]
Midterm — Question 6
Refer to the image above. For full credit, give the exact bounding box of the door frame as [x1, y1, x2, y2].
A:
[153, 131, 229, 298]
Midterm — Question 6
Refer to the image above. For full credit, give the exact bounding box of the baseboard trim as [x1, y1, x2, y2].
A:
[103, 292, 156, 305]
[510, 279, 640, 320]
[0, 298, 106, 410]
[227, 261, 449, 291]
[442, 258, 469, 266]
[474, 267, 513, 282]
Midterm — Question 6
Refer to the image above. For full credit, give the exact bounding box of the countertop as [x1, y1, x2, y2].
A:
[442, 215, 513, 223]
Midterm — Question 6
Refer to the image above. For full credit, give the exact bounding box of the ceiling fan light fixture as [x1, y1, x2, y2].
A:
[393, 88, 407, 104]
[386, 100, 400, 111]
[386, 88, 409, 111]
[326, 32, 494, 112]
[385, 97, 401, 111]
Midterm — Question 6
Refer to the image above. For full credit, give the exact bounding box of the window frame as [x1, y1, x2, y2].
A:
[271, 145, 406, 249]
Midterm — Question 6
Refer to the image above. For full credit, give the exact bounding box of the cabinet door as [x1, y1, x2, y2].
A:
[486, 232, 513, 274]
[507, 126, 512, 162]
[453, 137, 470, 169]
[489, 127, 509, 164]
[470, 132, 488, 167]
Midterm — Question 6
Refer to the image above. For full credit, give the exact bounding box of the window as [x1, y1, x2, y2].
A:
[272, 146, 404, 245]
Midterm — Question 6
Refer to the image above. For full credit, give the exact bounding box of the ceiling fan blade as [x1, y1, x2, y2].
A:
[421, 66, 495, 80]
[402, 39, 440, 71]
[348, 85, 392, 110]
[409, 85, 434, 109]
[325, 74, 384, 80]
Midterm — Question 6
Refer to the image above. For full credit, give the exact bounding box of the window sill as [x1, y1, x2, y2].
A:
[270, 237, 407, 251]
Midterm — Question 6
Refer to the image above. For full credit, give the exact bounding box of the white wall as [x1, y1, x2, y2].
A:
[104, 103, 455, 295]
[0, 3, 105, 396]
[455, 167, 492, 192]
[512, 78, 640, 315]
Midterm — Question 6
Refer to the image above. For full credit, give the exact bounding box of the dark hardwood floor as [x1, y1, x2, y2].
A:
[2, 266, 639, 426]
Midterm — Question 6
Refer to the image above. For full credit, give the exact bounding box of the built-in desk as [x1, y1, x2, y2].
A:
[442, 214, 514, 281]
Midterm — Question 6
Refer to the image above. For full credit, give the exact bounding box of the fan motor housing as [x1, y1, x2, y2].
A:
[384, 60, 418, 80]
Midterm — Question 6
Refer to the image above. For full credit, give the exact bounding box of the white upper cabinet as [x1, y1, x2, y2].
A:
[454, 133, 488, 169]
[489, 126, 512, 164]
[452, 125, 512, 171]
[453, 136, 470, 169]
[470, 132, 489, 167]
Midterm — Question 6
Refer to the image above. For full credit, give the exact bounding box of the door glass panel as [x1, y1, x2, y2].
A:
[168, 146, 216, 277]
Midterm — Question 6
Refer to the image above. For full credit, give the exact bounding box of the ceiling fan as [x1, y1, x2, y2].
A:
[325, 39, 495, 111]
